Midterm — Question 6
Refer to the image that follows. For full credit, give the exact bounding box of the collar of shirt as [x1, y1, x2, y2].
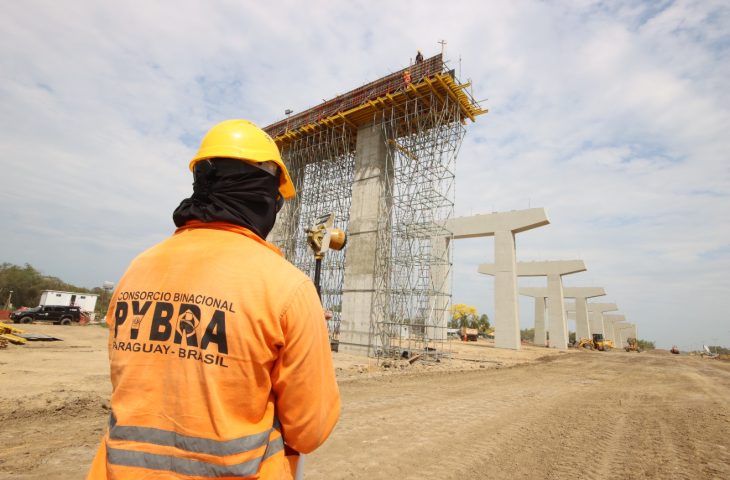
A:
[175, 220, 284, 257]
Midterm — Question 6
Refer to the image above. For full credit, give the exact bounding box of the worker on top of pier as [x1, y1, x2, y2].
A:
[87, 119, 340, 480]
[415, 50, 424, 63]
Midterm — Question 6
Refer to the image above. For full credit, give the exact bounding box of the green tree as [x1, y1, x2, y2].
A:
[475, 313, 491, 333]
[520, 328, 534, 341]
[637, 339, 655, 350]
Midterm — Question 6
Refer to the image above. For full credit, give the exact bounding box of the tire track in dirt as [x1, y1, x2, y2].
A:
[0, 391, 109, 479]
[309, 354, 603, 479]
[307, 353, 730, 480]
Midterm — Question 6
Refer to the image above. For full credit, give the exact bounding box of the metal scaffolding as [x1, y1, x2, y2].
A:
[264, 54, 484, 356]
[370, 94, 465, 359]
[272, 125, 355, 344]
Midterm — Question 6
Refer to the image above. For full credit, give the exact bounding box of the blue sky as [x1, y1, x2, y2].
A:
[1, 0, 728, 349]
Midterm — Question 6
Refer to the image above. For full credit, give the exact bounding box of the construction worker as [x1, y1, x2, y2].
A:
[403, 69, 412, 86]
[415, 50, 423, 63]
[86, 119, 341, 479]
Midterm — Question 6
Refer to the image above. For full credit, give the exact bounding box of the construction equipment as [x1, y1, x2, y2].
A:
[575, 334, 608, 351]
[592, 333, 606, 351]
[576, 338, 594, 350]
[625, 337, 642, 352]
[300, 213, 347, 480]
[0, 322, 27, 346]
[701, 345, 718, 358]
[306, 213, 347, 349]
[670, 345, 680, 354]
[306, 213, 347, 297]
[460, 327, 478, 342]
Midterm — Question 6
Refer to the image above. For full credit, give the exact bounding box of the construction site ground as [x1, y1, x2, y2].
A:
[1, 324, 728, 479]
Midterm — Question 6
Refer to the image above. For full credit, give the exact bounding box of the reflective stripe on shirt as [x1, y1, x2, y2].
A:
[106, 414, 285, 477]
[107, 442, 282, 478]
[108, 414, 272, 456]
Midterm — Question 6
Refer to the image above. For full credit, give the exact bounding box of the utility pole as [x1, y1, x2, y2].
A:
[4, 290, 13, 311]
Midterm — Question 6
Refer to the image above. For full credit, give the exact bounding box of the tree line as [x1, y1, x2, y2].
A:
[520, 326, 655, 349]
[0, 263, 111, 314]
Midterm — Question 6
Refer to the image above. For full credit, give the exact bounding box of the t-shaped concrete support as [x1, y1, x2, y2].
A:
[564, 288, 606, 342]
[522, 286, 605, 346]
[603, 314, 626, 347]
[615, 322, 638, 347]
[446, 208, 549, 350]
[518, 289, 548, 347]
[482, 260, 586, 350]
[584, 303, 618, 338]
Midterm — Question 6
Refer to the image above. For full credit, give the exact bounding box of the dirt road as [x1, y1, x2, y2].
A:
[1, 325, 729, 479]
[308, 352, 730, 479]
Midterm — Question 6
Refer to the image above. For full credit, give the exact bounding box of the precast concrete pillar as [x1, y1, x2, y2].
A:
[574, 297, 591, 341]
[546, 274, 568, 349]
[339, 124, 390, 354]
[534, 296, 547, 347]
[604, 315, 626, 347]
[451, 208, 550, 351]
[586, 303, 618, 339]
[427, 235, 451, 343]
[523, 286, 604, 345]
[519, 291, 547, 346]
[605, 321, 617, 346]
[616, 323, 637, 347]
[493, 232, 520, 349]
[507, 261, 586, 350]
[588, 311, 605, 337]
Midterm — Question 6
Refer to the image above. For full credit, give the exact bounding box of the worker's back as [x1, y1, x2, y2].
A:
[87, 221, 340, 479]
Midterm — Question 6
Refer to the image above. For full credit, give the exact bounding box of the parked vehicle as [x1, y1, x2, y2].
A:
[10, 305, 82, 325]
[576, 334, 609, 351]
[460, 327, 479, 342]
[39, 290, 98, 312]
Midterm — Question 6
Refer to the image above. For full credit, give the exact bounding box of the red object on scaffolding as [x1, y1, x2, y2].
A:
[264, 54, 445, 139]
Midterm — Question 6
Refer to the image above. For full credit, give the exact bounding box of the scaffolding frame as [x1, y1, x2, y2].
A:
[273, 124, 356, 343]
[369, 93, 465, 360]
[265, 54, 484, 356]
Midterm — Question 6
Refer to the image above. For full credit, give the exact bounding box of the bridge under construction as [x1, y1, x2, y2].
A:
[264, 53, 486, 358]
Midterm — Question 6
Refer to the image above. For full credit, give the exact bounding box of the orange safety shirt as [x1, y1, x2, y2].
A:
[87, 221, 340, 479]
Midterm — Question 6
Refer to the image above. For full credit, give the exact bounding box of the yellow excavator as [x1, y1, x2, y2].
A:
[625, 337, 642, 352]
[576, 334, 607, 351]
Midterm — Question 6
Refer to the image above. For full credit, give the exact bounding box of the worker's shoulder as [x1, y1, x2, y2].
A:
[252, 243, 311, 283]
[180, 227, 312, 284]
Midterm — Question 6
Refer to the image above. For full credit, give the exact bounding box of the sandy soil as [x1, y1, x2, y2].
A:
[1, 324, 729, 479]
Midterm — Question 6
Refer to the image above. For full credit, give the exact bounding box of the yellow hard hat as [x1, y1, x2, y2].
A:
[189, 119, 296, 199]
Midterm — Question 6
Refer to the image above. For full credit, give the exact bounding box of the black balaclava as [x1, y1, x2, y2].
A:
[172, 158, 281, 239]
